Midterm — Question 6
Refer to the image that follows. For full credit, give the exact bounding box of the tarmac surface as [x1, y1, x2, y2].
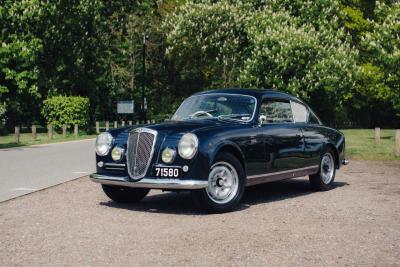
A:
[0, 139, 95, 202]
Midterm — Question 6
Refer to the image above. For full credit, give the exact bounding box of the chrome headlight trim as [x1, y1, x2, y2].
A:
[95, 132, 114, 156]
[178, 133, 198, 159]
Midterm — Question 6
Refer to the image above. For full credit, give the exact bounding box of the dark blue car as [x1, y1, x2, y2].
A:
[90, 89, 348, 213]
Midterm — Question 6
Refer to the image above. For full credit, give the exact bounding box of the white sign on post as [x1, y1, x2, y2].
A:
[117, 101, 135, 114]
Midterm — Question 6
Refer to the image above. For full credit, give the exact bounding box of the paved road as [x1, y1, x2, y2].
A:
[0, 139, 95, 202]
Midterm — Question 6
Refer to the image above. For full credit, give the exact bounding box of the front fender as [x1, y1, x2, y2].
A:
[210, 141, 245, 165]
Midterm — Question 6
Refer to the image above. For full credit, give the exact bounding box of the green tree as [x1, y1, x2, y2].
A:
[165, 0, 359, 124]
[0, 0, 44, 128]
[360, 2, 400, 119]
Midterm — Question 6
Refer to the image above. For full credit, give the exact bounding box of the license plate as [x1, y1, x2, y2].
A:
[153, 166, 181, 178]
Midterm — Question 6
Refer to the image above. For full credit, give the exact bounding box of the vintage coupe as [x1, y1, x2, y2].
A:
[90, 89, 348, 212]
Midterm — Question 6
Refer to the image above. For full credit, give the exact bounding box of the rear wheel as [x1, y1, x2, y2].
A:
[191, 152, 245, 213]
[101, 185, 150, 203]
[309, 148, 336, 191]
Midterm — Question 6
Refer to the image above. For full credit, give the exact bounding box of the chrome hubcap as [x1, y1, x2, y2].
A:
[206, 162, 239, 204]
[321, 153, 334, 184]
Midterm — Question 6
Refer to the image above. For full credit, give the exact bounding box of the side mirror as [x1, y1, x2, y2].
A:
[259, 115, 266, 125]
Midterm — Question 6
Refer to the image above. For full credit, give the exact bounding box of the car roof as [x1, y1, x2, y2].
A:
[193, 88, 301, 102]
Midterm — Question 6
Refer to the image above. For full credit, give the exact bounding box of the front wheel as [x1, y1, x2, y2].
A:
[191, 152, 245, 213]
[309, 149, 336, 191]
[101, 185, 150, 203]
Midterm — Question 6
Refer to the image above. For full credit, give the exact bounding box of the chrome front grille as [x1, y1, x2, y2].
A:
[126, 128, 157, 180]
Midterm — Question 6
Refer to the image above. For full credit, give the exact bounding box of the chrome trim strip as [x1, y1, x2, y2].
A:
[90, 173, 208, 190]
[247, 165, 319, 179]
[104, 163, 126, 167]
[126, 128, 158, 181]
[246, 165, 319, 187]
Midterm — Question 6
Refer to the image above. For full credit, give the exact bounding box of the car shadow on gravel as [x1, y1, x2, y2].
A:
[242, 179, 348, 207]
[100, 179, 348, 215]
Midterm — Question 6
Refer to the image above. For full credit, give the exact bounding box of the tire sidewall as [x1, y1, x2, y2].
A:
[312, 148, 336, 190]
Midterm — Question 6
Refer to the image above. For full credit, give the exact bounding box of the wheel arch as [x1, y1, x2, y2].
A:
[325, 143, 339, 169]
[212, 143, 246, 175]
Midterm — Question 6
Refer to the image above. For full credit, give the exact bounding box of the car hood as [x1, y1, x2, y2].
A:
[110, 119, 237, 142]
[145, 119, 232, 134]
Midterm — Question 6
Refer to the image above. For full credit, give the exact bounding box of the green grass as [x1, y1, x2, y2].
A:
[0, 132, 96, 149]
[342, 129, 399, 161]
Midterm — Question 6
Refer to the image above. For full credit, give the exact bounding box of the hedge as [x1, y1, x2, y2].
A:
[41, 96, 89, 129]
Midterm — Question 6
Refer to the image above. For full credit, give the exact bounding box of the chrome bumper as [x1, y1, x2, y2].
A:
[342, 159, 349, 165]
[90, 173, 208, 190]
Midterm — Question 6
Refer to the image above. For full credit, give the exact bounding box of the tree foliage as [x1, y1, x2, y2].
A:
[0, 0, 44, 127]
[0, 0, 399, 130]
[165, 0, 359, 122]
[360, 2, 400, 114]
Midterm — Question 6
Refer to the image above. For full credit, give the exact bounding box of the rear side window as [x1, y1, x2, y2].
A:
[308, 109, 321, 125]
[260, 100, 293, 124]
[291, 101, 308, 123]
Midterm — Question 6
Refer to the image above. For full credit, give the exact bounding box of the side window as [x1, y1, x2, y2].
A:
[291, 101, 308, 123]
[260, 100, 293, 124]
[308, 109, 321, 125]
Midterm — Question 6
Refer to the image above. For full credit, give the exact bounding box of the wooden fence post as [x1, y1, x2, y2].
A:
[95, 121, 100, 134]
[15, 126, 20, 143]
[395, 129, 400, 157]
[147, 120, 150, 124]
[114, 121, 117, 128]
[136, 121, 139, 125]
[121, 121, 125, 127]
[105, 121, 109, 131]
[48, 124, 53, 139]
[74, 124, 78, 136]
[151, 120, 155, 124]
[375, 127, 380, 145]
[32, 125, 37, 141]
[128, 121, 132, 126]
[62, 124, 67, 137]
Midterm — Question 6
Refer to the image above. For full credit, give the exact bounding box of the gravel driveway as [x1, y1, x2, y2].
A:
[1, 160, 399, 266]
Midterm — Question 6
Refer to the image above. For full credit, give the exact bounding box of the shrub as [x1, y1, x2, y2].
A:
[41, 96, 89, 129]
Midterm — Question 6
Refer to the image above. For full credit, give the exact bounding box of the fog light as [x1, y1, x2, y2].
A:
[162, 148, 175, 163]
[111, 146, 124, 162]
[97, 161, 104, 167]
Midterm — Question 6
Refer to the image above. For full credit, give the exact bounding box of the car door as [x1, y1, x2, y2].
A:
[260, 99, 305, 174]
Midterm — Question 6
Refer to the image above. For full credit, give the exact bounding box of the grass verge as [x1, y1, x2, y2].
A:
[0, 132, 96, 149]
[342, 129, 399, 161]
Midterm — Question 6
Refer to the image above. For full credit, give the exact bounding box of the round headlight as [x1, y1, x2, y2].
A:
[95, 132, 113, 156]
[178, 133, 198, 159]
[161, 148, 175, 163]
[111, 146, 124, 161]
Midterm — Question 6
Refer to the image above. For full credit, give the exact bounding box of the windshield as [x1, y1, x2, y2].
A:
[172, 94, 256, 122]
